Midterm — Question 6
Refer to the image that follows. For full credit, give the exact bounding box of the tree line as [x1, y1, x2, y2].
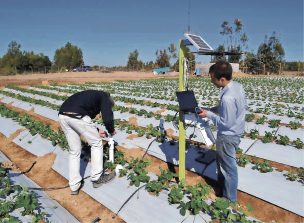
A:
[0, 42, 84, 75]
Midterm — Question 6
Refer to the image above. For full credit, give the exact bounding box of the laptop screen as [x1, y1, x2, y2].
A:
[176, 90, 198, 113]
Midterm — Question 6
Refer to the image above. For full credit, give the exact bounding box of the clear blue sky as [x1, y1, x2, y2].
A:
[0, 0, 303, 66]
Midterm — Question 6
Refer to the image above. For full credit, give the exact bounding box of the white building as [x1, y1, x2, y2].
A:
[195, 62, 240, 75]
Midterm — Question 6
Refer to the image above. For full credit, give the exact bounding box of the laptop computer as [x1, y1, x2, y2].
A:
[176, 90, 200, 113]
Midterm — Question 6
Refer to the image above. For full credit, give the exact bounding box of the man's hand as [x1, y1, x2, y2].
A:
[99, 130, 108, 138]
[198, 109, 208, 118]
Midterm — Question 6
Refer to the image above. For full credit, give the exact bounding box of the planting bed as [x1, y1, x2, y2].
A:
[0, 76, 303, 222]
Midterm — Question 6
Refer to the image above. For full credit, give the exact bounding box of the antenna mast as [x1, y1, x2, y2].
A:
[187, 0, 191, 32]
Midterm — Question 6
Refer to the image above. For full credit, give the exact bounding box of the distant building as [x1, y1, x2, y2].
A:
[195, 63, 240, 76]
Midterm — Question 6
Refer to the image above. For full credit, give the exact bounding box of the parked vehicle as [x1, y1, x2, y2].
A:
[72, 66, 92, 72]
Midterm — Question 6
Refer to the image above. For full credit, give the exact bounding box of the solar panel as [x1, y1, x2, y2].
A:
[184, 33, 213, 52]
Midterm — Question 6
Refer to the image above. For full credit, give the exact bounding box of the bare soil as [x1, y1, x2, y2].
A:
[0, 70, 256, 87]
[0, 71, 179, 87]
[128, 117, 138, 126]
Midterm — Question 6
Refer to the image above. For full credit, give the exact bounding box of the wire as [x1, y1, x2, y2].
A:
[12, 161, 37, 176]
[141, 138, 157, 160]
[112, 184, 147, 219]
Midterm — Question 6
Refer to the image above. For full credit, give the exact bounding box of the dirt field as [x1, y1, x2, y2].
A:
[0, 70, 256, 86]
[0, 71, 179, 86]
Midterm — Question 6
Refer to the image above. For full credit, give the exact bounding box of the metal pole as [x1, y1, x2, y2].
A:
[178, 40, 186, 182]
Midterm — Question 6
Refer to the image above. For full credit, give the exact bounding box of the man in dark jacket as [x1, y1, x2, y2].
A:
[58, 90, 116, 195]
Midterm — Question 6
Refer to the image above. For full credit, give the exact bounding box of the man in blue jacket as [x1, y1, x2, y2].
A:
[198, 61, 246, 202]
[59, 90, 116, 195]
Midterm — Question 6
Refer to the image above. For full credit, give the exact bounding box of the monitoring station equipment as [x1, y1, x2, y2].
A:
[176, 32, 241, 181]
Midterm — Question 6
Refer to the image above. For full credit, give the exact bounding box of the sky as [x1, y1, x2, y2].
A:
[0, 0, 303, 66]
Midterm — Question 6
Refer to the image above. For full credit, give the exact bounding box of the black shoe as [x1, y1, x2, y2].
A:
[71, 180, 84, 195]
[92, 171, 116, 188]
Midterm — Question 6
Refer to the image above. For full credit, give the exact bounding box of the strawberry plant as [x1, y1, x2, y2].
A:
[1, 216, 20, 223]
[146, 180, 164, 196]
[277, 135, 290, 146]
[127, 158, 151, 187]
[236, 147, 243, 154]
[118, 168, 128, 177]
[237, 154, 249, 167]
[268, 119, 281, 128]
[158, 168, 177, 185]
[211, 199, 251, 222]
[297, 167, 304, 182]
[255, 115, 267, 125]
[284, 172, 298, 181]
[168, 184, 184, 204]
[289, 121, 301, 129]
[15, 190, 39, 215]
[248, 129, 259, 140]
[245, 114, 255, 122]
[178, 197, 209, 216]
[0, 200, 15, 218]
[252, 161, 273, 173]
[114, 150, 127, 166]
[261, 131, 276, 143]
[287, 109, 295, 118]
[209, 198, 230, 220]
[104, 161, 116, 171]
[0, 163, 46, 222]
[186, 182, 211, 201]
[292, 138, 304, 149]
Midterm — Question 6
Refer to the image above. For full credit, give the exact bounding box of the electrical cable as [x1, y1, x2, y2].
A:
[112, 184, 147, 219]
[141, 138, 157, 160]
[13, 161, 37, 176]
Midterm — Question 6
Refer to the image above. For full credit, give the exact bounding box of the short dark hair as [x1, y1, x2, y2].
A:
[209, 61, 232, 80]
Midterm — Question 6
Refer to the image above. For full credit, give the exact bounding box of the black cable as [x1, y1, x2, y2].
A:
[112, 184, 146, 219]
[113, 134, 171, 219]
[141, 138, 157, 160]
[172, 111, 179, 130]
[13, 161, 37, 176]
[180, 213, 190, 223]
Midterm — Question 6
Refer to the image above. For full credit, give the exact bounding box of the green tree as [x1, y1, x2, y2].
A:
[155, 49, 170, 67]
[243, 52, 263, 74]
[257, 32, 285, 73]
[144, 61, 155, 70]
[26, 52, 52, 73]
[212, 45, 226, 62]
[126, 49, 143, 70]
[53, 42, 83, 71]
[284, 61, 304, 71]
[0, 41, 23, 75]
[219, 19, 248, 63]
